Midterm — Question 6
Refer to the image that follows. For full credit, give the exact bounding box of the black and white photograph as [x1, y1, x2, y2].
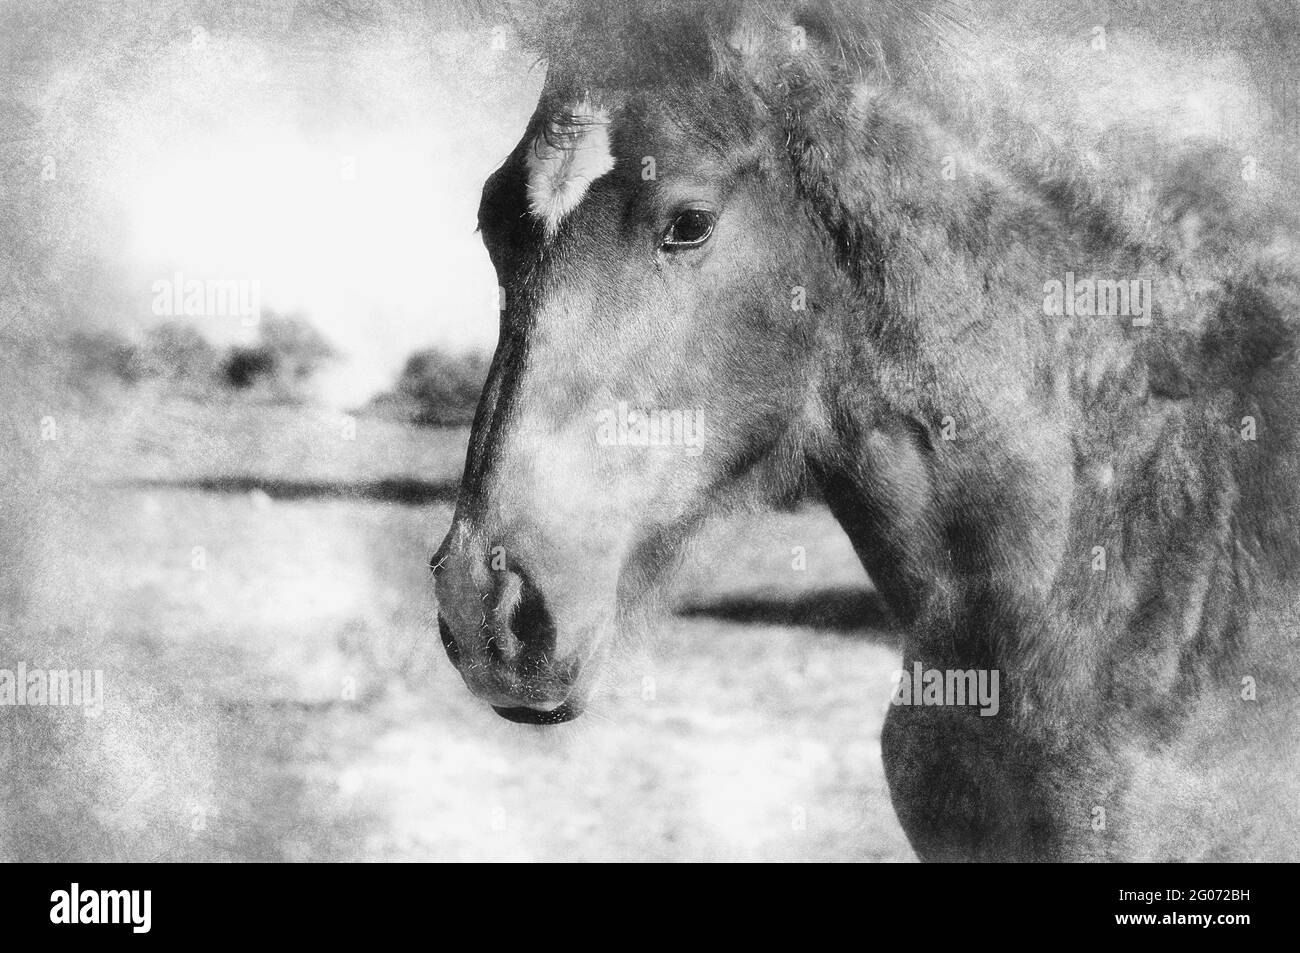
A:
[0, 0, 1296, 896]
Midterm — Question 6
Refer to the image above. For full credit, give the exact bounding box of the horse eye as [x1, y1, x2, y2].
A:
[662, 208, 715, 249]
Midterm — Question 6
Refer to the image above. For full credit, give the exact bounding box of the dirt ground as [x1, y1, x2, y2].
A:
[0, 397, 912, 862]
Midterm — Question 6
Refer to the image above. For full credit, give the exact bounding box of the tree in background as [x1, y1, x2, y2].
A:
[53, 312, 338, 403]
[220, 311, 338, 401]
[138, 321, 220, 384]
[60, 321, 220, 392]
[63, 329, 144, 390]
[372, 346, 490, 426]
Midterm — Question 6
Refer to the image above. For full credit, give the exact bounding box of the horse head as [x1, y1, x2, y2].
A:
[433, 1, 885, 722]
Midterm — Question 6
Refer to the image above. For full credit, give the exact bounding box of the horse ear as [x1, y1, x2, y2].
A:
[723, 18, 770, 60]
[719, 8, 826, 94]
[718, 2, 886, 96]
[721, 0, 965, 89]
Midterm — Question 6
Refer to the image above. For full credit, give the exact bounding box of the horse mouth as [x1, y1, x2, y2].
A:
[492, 700, 582, 725]
[437, 602, 585, 724]
[438, 614, 462, 665]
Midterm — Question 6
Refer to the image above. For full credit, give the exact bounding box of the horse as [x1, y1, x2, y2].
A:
[432, 0, 1300, 861]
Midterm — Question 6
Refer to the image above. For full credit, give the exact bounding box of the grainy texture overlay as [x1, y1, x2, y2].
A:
[1, 0, 1297, 862]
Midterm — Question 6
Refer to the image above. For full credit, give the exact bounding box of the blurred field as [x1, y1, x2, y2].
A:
[1, 396, 911, 862]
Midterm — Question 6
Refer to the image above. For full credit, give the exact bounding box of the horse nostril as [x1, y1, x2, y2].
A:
[507, 575, 556, 654]
[438, 614, 462, 666]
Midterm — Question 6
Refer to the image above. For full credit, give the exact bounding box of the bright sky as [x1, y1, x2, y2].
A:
[54, 22, 542, 406]
[125, 134, 504, 405]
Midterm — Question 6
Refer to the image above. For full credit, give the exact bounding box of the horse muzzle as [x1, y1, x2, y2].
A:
[433, 543, 586, 724]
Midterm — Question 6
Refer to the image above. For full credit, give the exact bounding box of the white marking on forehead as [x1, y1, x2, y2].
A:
[525, 100, 616, 240]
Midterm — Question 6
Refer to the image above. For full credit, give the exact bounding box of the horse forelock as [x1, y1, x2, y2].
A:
[524, 99, 617, 239]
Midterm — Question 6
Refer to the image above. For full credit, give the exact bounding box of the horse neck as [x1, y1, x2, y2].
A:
[807, 93, 1300, 710]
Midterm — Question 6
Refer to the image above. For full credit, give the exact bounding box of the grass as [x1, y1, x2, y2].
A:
[0, 393, 912, 861]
